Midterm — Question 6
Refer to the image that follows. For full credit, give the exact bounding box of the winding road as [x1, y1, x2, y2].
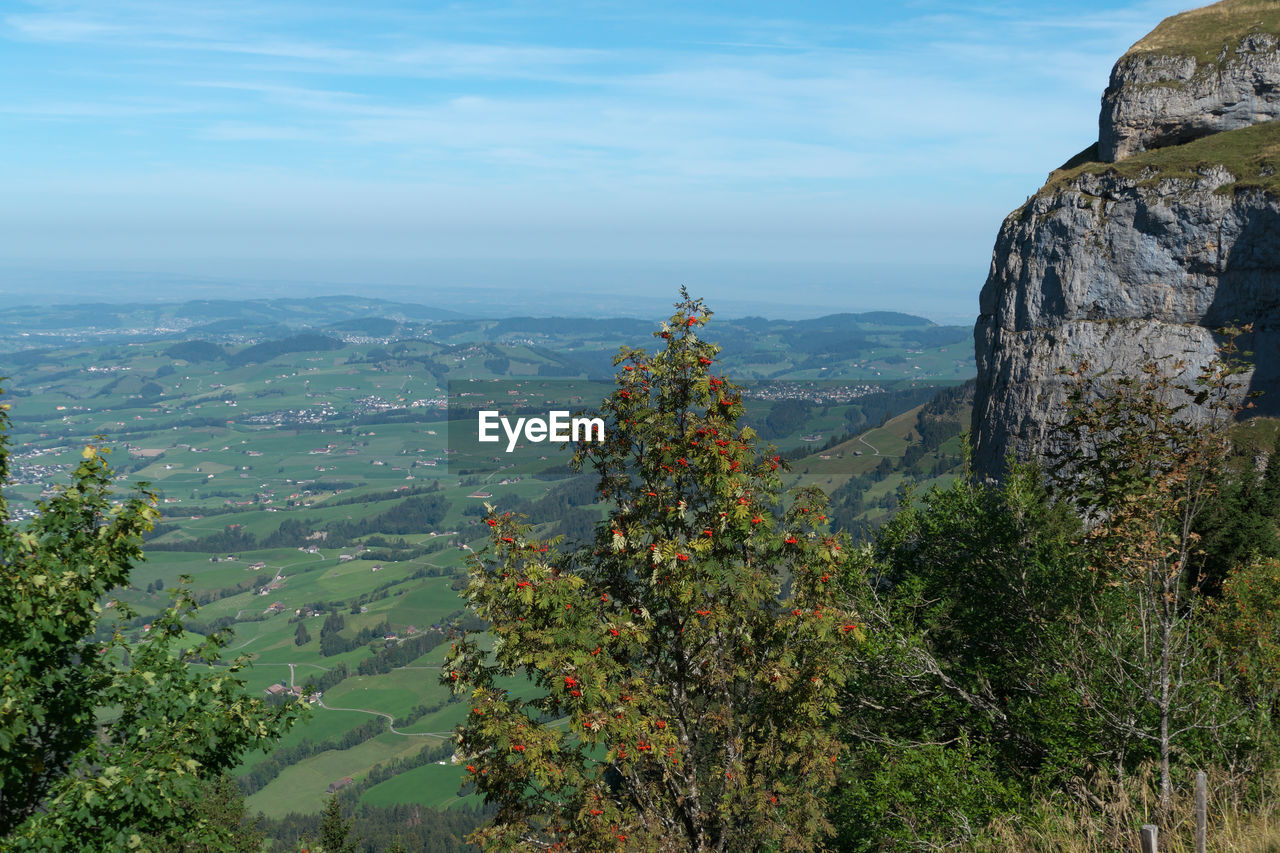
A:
[290, 661, 452, 738]
[314, 699, 451, 738]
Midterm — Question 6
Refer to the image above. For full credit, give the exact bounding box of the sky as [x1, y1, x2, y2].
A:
[0, 0, 1199, 321]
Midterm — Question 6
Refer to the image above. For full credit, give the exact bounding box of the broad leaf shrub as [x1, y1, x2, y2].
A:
[0, 392, 303, 851]
[445, 293, 866, 852]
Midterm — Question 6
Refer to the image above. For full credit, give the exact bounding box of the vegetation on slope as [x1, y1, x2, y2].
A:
[7, 291, 1280, 850]
[1044, 119, 1280, 198]
[449, 299, 1280, 851]
[1126, 0, 1280, 68]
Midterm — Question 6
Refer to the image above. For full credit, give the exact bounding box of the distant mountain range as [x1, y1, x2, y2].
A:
[0, 295, 973, 385]
[0, 296, 946, 350]
[0, 296, 468, 336]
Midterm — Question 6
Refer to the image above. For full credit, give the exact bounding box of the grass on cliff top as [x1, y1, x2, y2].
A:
[1126, 0, 1280, 68]
[1041, 119, 1280, 197]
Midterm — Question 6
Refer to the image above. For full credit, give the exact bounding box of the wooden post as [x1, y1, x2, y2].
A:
[1141, 823, 1159, 853]
[1195, 770, 1207, 853]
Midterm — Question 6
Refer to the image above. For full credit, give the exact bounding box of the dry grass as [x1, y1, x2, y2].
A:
[978, 768, 1280, 852]
[1127, 0, 1280, 68]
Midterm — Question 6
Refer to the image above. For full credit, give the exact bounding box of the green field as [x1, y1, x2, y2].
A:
[0, 301, 975, 822]
[360, 762, 475, 810]
[248, 733, 445, 818]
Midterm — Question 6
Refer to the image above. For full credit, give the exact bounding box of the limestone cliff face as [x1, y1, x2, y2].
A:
[1100, 32, 1280, 162]
[971, 0, 1280, 479]
[971, 168, 1280, 477]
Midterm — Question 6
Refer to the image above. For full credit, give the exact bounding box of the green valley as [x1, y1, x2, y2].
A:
[0, 297, 974, 848]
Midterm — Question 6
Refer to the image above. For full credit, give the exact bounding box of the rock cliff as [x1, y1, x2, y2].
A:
[972, 0, 1280, 479]
[1101, 1, 1280, 161]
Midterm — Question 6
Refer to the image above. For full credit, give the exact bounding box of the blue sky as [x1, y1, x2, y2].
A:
[0, 0, 1196, 319]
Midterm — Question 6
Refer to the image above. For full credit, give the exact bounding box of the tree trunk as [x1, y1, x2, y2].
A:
[1158, 588, 1174, 813]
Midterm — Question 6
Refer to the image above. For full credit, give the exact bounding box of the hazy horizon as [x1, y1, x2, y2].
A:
[0, 257, 982, 323]
[0, 0, 1197, 321]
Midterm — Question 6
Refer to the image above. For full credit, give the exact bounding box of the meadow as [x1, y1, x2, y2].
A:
[0, 301, 975, 822]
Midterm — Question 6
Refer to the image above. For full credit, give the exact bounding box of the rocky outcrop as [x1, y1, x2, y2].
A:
[1101, 32, 1280, 161]
[971, 0, 1280, 480]
[971, 166, 1280, 477]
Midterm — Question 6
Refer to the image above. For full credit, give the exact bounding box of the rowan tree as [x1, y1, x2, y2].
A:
[445, 292, 864, 852]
